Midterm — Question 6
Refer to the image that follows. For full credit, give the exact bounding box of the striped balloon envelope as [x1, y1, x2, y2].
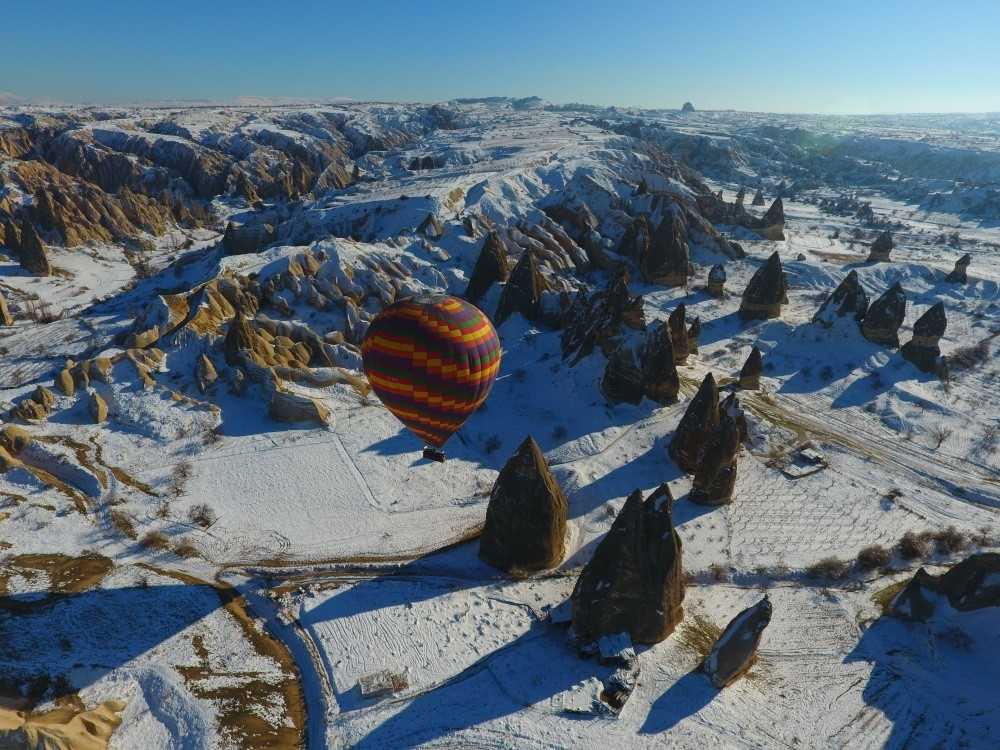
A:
[361, 295, 502, 451]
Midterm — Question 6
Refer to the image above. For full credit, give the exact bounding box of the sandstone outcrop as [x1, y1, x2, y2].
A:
[703, 596, 772, 688]
[268, 390, 331, 424]
[739, 252, 786, 320]
[89, 391, 109, 423]
[901, 302, 946, 373]
[861, 282, 906, 346]
[571, 485, 684, 645]
[479, 436, 568, 573]
[0, 425, 32, 456]
[813, 269, 868, 326]
[669, 372, 720, 472]
[196, 354, 218, 392]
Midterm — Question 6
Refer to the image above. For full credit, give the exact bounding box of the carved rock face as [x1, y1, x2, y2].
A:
[465, 232, 511, 303]
[703, 596, 772, 688]
[479, 436, 568, 573]
[571, 485, 684, 645]
[868, 230, 893, 262]
[740, 252, 786, 320]
[901, 302, 947, 373]
[738, 346, 763, 390]
[669, 372, 720, 472]
[813, 270, 869, 326]
[946, 253, 971, 283]
[861, 282, 907, 347]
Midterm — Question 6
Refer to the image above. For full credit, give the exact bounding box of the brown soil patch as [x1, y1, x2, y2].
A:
[0, 554, 114, 610]
[87, 437, 159, 496]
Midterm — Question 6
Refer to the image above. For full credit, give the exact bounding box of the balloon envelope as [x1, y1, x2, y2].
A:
[361, 295, 502, 448]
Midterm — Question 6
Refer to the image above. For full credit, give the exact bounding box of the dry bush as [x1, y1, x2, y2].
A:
[172, 538, 200, 559]
[898, 530, 935, 559]
[805, 557, 851, 581]
[708, 562, 730, 582]
[109, 510, 137, 539]
[23, 300, 62, 324]
[927, 425, 953, 449]
[972, 526, 996, 547]
[139, 531, 169, 550]
[187, 503, 217, 528]
[933, 526, 969, 554]
[156, 500, 171, 519]
[169, 461, 193, 497]
[948, 339, 991, 373]
[856, 545, 891, 570]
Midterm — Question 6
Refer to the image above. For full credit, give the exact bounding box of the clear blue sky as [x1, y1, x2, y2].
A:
[2, 0, 998, 113]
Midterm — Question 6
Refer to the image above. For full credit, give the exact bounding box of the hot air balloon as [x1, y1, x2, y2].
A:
[361, 295, 502, 462]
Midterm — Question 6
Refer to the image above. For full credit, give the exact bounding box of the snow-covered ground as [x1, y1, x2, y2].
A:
[1, 100, 998, 749]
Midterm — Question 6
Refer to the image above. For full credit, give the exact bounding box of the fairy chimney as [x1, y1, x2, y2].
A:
[687, 317, 701, 354]
[639, 322, 679, 404]
[601, 344, 644, 405]
[669, 372, 720, 472]
[813, 270, 869, 326]
[861, 282, 907, 347]
[479, 436, 568, 573]
[495, 250, 548, 324]
[571, 485, 684, 645]
[618, 214, 651, 260]
[756, 199, 785, 241]
[735, 186, 746, 207]
[867, 231, 894, 262]
[739, 252, 786, 320]
[18, 218, 51, 276]
[707, 264, 727, 297]
[668, 303, 689, 364]
[901, 302, 946, 373]
[690, 412, 739, 506]
[738, 346, 763, 390]
[465, 232, 511, 303]
[946, 253, 971, 284]
[703, 596, 772, 688]
[642, 212, 689, 287]
[751, 187, 765, 207]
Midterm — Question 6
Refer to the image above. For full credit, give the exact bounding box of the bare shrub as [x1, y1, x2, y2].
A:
[172, 538, 200, 559]
[948, 339, 991, 373]
[109, 510, 137, 539]
[898, 530, 934, 559]
[708, 562, 730, 582]
[139, 531, 169, 550]
[856, 545, 891, 571]
[927, 425, 953, 449]
[933, 526, 969, 554]
[169, 461, 193, 496]
[805, 557, 851, 581]
[187, 503, 217, 528]
[23, 300, 63, 324]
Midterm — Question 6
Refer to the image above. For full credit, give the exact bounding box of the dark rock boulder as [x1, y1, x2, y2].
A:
[703, 596, 772, 688]
[496, 250, 548, 324]
[667, 303, 689, 364]
[690, 411, 739, 506]
[867, 231, 893, 262]
[813, 270, 869, 326]
[946, 253, 971, 284]
[571, 485, 685, 645]
[861, 282, 906, 346]
[739, 252, 786, 320]
[18, 218, 51, 276]
[465, 232, 510, 303]
[707, 264, 727, 297]
[639, 322, 679, 404]
[901, 302, 946, 373]
[669, 372, 720, 472]
[479, 436, 568, 573]
[642, 213, 689, 286]
[738, 346, 763, 390]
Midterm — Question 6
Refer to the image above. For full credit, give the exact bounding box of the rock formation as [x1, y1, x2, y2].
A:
[571, 485, 684, 645]
[861, 282, 906, 346]
[813, 270, 868, 326]
[18, 218, 51, 276]
[56, 365, 75, 396]
[0, 425, 32, 457]
[0, 290, 12, 326]
[601, 345, 644, 405]
[681, 102, 695, 113]
[901, 302, 946, 373]
[268, 390, 330, 424]
[751, 187, 765, 207]
[465, 232, 510, 303]
[703, 596, 772, 688]
[738, 346, 763, 390]
[669, 372, 720, 472]
[690, 411, 739, 505]
[417, 212, 444, 240]
[196, 354, 218, 392]
[891, 553, 1000, 621]
[223, 220, 275, 255]
[687, 318, 701, 354]
[639, 322, 679, 404]
[867, 231, 893, 262]
[642, 213, 689, 286]
[667, 304, 689, 364]
[233, 169, 262, 205]
[735, 187, 746, 207]
[739, 252, 786, 320]
[495, 250, 548, 325]
[618, 215, 651, 260]
[478, 436, 568, 573]
[707, 264, 726, 297]
[11, 386, 55, 422]
[946, 253, 971, 283]
[89, 391, 109, 423]
[755, 199, 785, 241]
[561, 269, 645, 363]
[720, 392, 749, 445]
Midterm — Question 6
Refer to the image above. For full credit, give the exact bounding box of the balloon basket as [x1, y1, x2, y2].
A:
[422, 447, 446, 463]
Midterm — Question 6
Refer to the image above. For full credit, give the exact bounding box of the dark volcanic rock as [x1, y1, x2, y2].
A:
[639, 322, 679, 404]
[703, 596, 772, 688]
[891, 553, 1000, 620]
[738, 346, 763, 390]
[690, 411, 739, 506]
[618, 214, 651, 260]
[642, 213, 689, 286]
[751, 188, 765, 207]
[687, 317, 701, 354]
[813, 270, 869, 326]
[901, 302, 946, 373]
[465, 231, 511, 303]
[861, 282, 906, 346]
[739, 252, 786, 320]
[707, 264, 727, 297]
[867, 231, 894, 262]
[601, 345, 644, 405]
[667, 304, 689, 364]
[571, 485, 685, 645]
[669, 372, 720, 472]
[946, 253, 971, 284]
[561, 269, 645, 363]
[17, 218, 51, 276]
[495, 250, 549, 324]
[479, 436, 568, 573]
